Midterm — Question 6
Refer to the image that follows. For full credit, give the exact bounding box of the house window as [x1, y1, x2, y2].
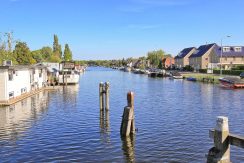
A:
[225, 57, 227, 61]
[223, 47, 230, 52]
[21, 87, 27, 94]
[242, 57, 244, 61]
[8, 71, 13, 81]
[234, 47, 242, 52]
[233, 57, 236, 61]
[9, 91, 14, 98]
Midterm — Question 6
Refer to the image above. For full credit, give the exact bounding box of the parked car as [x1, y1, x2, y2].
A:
[240, 72, 244, 79]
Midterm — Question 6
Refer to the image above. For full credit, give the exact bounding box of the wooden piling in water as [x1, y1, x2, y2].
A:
[206, 116, 244, 163]
[99, 82, 104, 111]
[120, 91, 135, 137]
[105, 82, 110, 111]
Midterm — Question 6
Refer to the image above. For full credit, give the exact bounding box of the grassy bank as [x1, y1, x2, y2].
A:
[181, 73, 221, 84]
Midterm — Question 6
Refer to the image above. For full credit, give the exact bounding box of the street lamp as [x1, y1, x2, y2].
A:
[220, 35, 231, 76]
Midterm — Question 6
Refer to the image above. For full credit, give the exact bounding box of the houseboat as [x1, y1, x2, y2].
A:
[0, 62, 48, 104]
[58, 61, 80, 84]
[219, 77, 244, 89]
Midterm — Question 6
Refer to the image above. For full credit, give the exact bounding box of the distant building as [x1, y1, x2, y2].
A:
[189, 44, 216, 70]
[174, 47, 196, 68]
[209, 45, 244, 70]
[0, 64, 47, 103]
[162, 57, 175, 69]
[188, 43, 244, 70]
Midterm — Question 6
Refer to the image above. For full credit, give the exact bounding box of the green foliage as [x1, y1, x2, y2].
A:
[41, 46, 53, 60]
[13, 41, 34, 65]
[199, 69, 207, 73]
[53, 34, 62, 59]
[183, 65, 194, 71]
[213, 70, 244, 76]
[63, 44, 72, 61]
[158, 60, 163, 69]
[147, 49, 165, 68]
[231, 65, 244, 70]
[49, 55, 62, 62]
[0, 33, 17, 64]
[31, 50, 43, 63]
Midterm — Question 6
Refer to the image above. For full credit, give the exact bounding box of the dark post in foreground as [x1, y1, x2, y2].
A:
[120, 92, 135, 137]
[99, 82, 110, 111]
[207, 116, 244, 163]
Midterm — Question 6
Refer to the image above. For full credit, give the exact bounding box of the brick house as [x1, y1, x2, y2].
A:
[174, 47, 196, 68]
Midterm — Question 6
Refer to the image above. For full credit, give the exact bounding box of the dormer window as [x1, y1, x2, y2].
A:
[234, 47, 242, 52]
[223, 47, 230, 52]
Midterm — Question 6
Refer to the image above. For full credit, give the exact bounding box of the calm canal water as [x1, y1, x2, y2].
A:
[0, 67, 244, 162]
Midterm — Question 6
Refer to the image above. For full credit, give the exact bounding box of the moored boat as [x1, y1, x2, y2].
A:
[219, 77, 244, 89]
[186, 77, 197, 82]
[170, 72, 183, 79]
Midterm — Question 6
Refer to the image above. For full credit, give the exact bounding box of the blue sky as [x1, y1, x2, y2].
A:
[1, 0, 244, 60]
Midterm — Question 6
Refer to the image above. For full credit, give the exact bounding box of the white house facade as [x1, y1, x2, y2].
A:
[0, 65, 47, 103]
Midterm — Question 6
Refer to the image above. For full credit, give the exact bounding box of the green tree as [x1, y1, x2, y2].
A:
[147, 49, 165, 68]
[13, 41, 34, 64]
[63, 44, 72, 61]
[0, 33, 17, 64]
[40, 46, 53, 60]
[31, 50, 43, 63]
[49, 55, 62, 62]
[53, 34, 62, 59]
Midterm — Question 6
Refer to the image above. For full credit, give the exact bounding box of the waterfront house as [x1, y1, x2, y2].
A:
[162, 57, 175, 69]
[58, 61, 80, 84]
[209, 45, 244, 70]
[174, 47, 196, 68]
[189, 43, 216, 70]
[0, 64, 47, 103]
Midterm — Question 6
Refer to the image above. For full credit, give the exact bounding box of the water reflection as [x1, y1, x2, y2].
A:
[121, 134, 135, 163]
[0, 91, 49, 141]
[99, 110, 110, 143]
[61, 85, 79, 108]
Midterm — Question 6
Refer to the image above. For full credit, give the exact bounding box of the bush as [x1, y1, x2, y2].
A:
[213, 70, 244, 76]
[183, 65, 194, 71]
[199, 69, 207, 73]
[231, 65, 244, 70]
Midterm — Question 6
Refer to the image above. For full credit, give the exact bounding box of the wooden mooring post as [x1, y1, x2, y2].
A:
[120, 92, 135, 137]
[99, 82, 110, 112]
[207, 116, 244, 163]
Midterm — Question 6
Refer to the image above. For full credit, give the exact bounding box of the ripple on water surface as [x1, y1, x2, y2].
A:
[0, 67, 244, 162]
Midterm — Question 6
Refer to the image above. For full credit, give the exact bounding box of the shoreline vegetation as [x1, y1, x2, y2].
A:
[1, 32, 243, 87]
[0, 33, 73, 65]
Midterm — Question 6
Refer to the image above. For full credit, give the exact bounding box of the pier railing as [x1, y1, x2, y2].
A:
[207, 116, 244, 163]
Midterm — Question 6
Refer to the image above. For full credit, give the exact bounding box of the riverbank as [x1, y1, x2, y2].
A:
[181, 72, 221, 84]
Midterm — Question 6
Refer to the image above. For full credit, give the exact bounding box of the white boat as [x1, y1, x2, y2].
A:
[58, 70, 80, 84]
[170, 72, 183, 79]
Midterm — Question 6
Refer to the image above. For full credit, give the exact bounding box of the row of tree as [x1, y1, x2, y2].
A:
[0, 33, 73, 65]
[75, 49, 172, 69]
